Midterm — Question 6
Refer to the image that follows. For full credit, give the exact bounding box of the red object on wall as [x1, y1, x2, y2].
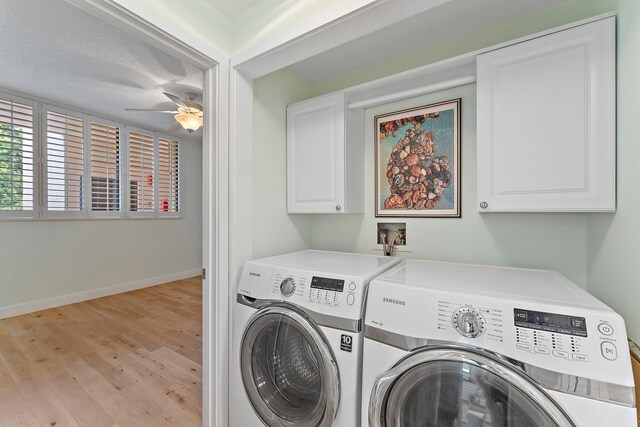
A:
[147, 175, 153, 186]
[161, 200, 169, 212]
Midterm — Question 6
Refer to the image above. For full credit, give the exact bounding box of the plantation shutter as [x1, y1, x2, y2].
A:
[46, 110, 84, 213]
[90, 121, 121, 213]
[158, 137, 180, 214]
[128, 129, 154, 213]
[0, 98, 34, 214]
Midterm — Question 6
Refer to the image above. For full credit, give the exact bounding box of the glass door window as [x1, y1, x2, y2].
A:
[241, 306, 339, 427]
[372, 347, 574, 427]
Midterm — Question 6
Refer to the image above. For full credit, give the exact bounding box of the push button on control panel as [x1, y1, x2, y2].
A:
[552, 350, 569, 358]
[534, 347, 550, 355]
[347, 294, 355, 306]
[601, 341, 617, 361]
[597, 323, 614, 336]
[572, 353, 589, 362]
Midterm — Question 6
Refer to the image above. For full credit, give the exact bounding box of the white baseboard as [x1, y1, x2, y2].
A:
[0, 269, 202, 320]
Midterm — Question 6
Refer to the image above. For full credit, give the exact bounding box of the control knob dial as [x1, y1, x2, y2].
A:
[280, 278, 296, 297]
[452, 307, 486, 338]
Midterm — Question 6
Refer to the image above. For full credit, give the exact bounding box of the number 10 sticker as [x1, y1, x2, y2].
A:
[340, 334, 353, 352]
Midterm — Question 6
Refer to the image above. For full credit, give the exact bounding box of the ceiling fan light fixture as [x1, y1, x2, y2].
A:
[174, 112, 203, 133]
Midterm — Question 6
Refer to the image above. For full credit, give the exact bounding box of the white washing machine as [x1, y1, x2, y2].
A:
[362, 259, 636, 427]
[230, 250, 400, 427]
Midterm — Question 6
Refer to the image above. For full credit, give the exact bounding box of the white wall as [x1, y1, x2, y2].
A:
[252, 68, 313, 258]
[111, 0, 376, 57]
[232, 0, 376, 54]
[0, 139, 202, 313]
[111, 0, 232, 56]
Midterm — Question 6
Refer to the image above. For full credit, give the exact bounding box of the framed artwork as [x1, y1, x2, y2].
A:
[375, 99, 461, 218]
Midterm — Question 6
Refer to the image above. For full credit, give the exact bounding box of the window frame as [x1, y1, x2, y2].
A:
[0, 89, 184, 221]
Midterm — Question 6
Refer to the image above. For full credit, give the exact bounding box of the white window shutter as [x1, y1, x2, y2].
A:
[0, 97, 35, 216]
[45, 109, 84, 214]
[128, 129, 154, 215]
[158, 137, 180, 214]
[90, 121, 122, 214]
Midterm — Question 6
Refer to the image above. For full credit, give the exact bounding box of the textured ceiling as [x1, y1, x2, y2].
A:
[0, 0, 573, 140]
[0, 0, 203, 140]
[290, 0, 570, 82]
[205, 0, 265, 19]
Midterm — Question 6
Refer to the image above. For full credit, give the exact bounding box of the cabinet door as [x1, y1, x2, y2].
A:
[477, 18, 615, 212]
[287, 92, 345, 213]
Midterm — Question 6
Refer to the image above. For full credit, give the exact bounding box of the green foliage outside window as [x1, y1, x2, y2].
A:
[0, 122, 25, 210]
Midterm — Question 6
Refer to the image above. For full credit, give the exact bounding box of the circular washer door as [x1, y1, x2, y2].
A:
[370, 346, 575, 427]
[241, 305, 340, 427]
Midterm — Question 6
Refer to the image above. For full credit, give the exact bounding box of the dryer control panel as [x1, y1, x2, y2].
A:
[512, 308, 620, 363]
[366, 259, 634, 389]
[437, 300, 505, 343]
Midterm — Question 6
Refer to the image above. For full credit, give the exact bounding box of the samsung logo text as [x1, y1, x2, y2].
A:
[383, 297, 406, 306]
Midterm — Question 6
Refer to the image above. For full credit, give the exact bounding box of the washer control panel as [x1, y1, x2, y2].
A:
[279, 278, 296, 296]
[452, 307, 486, 338]
[513, 308, 622, 363]
[437, 301, 504, 343]
[271, 269, 360, 309]
[273, 272, 307, 298]
[308, 276, 357, 307]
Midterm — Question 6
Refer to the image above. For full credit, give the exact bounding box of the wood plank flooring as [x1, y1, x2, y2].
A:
[0, 277, 202, 427]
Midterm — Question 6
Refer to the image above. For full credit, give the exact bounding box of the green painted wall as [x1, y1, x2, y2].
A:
[251, 0, 640, 341]
[587, 0, 640, 343]
[253, 68, 313, 258]
[312, 0, 617, 96]
[308, 0, 640, 341]
[310, 85, 589, 287]
[0, 140, 203, 310]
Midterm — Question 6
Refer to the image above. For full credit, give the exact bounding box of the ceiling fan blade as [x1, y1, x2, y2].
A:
[169, 122, 183, 132]
[183, 100, 203, 111]
[125, 108, 178, 113]
[163, 92, 188, 108]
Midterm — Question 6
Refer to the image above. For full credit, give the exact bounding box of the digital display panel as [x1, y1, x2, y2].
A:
[311, 276, 344, 292]
[514, 308, 587, 337]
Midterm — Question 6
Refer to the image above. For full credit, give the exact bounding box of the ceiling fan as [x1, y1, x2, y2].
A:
[126, 92, 203, 133]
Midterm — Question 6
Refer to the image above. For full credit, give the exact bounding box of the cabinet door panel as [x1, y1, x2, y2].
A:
[287, 93, 345, 213]
[477, 18, 615, 212]
[292, 108, 337, 203]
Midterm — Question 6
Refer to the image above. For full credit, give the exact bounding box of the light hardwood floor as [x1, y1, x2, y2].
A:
[0, 277, 202, 427]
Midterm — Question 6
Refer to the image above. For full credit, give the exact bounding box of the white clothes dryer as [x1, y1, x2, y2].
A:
[230, 250, 400, 427]
[362, 259, 636, 427]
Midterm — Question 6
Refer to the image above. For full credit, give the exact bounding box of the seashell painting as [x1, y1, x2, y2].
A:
[375, 99, 461, 218]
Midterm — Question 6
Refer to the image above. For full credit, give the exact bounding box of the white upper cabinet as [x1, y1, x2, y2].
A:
[287, 92, 364, 213]
[477, 17, 615, 212]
